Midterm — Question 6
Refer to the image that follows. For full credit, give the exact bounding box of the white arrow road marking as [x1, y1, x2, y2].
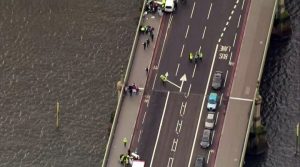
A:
[179, 74, 187, 92]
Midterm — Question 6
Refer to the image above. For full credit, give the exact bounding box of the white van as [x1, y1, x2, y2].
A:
[164, 0, 175, 13]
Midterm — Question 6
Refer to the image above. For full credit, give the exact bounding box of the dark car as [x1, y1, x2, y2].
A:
[200, 129, 212, 149]
[212, 71, 223, 90]
[195, 155, 205, 167]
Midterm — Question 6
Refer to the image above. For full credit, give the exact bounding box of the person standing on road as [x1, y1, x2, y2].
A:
[150, 32, 154, 41]
[123, 137, 128, 147]
[142, 42, 146, 50]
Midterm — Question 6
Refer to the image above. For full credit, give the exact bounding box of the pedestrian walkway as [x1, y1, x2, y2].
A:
[105, 12, 163, 167]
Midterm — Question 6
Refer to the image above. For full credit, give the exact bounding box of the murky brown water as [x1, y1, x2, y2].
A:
[0, 0, 139, 166]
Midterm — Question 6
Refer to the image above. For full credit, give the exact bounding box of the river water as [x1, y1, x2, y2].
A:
[0, 0, 298, 167]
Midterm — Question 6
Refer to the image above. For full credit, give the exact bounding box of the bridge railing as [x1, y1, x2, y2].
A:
[101, 1, 148, 166]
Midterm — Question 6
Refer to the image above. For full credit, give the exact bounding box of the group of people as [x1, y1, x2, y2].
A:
[124, 83, 139, 96]
[189, 51, 203, 63]
[145, 0, 159, 14]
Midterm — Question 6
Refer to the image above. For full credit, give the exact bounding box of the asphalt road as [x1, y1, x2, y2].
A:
[131, 0, 250, 166]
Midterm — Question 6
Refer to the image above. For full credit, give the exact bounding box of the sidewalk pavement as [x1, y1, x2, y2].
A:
[106, 13, 162, 167]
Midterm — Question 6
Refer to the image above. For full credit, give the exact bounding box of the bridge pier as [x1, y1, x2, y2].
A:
[246, 92, 268, 155]
[272, 0, 291, 35]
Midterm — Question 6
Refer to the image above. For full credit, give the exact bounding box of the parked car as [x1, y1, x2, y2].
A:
[205, 112, 216, 129]
[195, 155, 205, 167]
[207, 92, 218, 111]
[212, 71, 223, 90]
[200, 129, 212, 148]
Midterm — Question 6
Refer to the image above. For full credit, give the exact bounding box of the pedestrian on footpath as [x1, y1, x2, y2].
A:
[146, 39, 150, 47]
[145, 67, 149, 74]
[150, 32, 154, 41]
[123, 137, 128, 147]
[142, 42, 146, 50]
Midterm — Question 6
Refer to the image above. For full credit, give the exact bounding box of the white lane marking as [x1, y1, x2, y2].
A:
[190, 2, 196, 18]
[188, 44, 219, 167]
[231, 10, 234, 15]
[223, 27, 226, 32]
[229, 16, 232, 20]
[175, 63, 180, 76]
[207, 3, 213, 20]
[142, 111, 147, 124]
[185, 25, 190, 39]
[158, 16, 172, 68]
[171, 138, 178, 152]
[186, 84, 192, 98]
[152, 74, 157, 90]
[233, 33, 237, 47]
[212, 130, 215, 144]
[202, 26, 207, 39]
[226, 21, 229, 26]
[242, 0, 245, 10]
[224, 70, 228, 87]
[236, 0, 239, 3]
[180, 44, 185, 58]
[218, 38, 221, 43]
[229, 52, 233, 64]
[192, 64, 197, 78]
[229, 96, 253, 102]
[198, 46, 202, 52]
[234, 4, 237, 9]
[167, 157, 174, 167]
[237, 14, 241, 28]
[150, 91, 170, 167]
[216, 112, 219, 126]
[207, 150, 212, 164]
[138, 130, 143, 143]
[220, 32, 224, 37]
[219, 93, 223, 106]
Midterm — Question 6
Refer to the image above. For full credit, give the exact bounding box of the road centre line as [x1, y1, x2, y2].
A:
[192, 64, 197, 78]
[229, 52, 233, 63]
[223, 27, 226, 32]
[233, 33, 237, 47]
[237, 14, 241, 28]
[207, 150, 212, 164]
[202, 26, 207, 39]
[185, 25, 190, 39]
[234, 4, 237, 9]
[236, 0, 240, 3]
[242, 0, 245, 10]
[226, 21, 229, 26]
[220, 32, 224, 37]
[190, 2, 196, 18]
[218, 38, 221, 43]
[229, 16, 232, 20]
[158, 16, 172, 68]
[175, 63, 180, 76]
[219, 93, 223, 106]
[150, 91, 170, 167]
[207, 3, 212, 20]
[188, 44, 219, 167]
[224, 70, 228, 87]
[229, 96, 253, 102]
[231, 10, 234, 15]
[180, 44, 185, 58]
[152, 74, 157, 90]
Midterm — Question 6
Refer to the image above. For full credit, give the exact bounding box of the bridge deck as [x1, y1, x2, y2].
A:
[214, 0, 277, 166]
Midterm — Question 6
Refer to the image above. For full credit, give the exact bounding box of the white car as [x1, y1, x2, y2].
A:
[205, 112, 216, 129]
